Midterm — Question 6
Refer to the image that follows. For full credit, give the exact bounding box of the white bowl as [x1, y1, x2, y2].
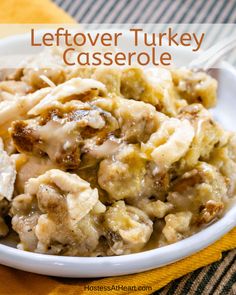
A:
[0, 31, 235, 278]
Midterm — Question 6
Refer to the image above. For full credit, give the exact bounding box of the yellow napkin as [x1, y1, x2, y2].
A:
[0, 0, 75, 24]
[0, 1, 235, 294]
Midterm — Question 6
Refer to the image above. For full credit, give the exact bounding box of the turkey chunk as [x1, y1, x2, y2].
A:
[11, 101, 118, 169]
[0, 80, 32, 100]
[104, 201, 153, 255]
[0, 87, 50, 128]
[114, 97, 165, 143]
[0, 138, 15, 237]
[29, 77, 107, 116]
[142, 118, 194, 172]
[0, 88, 50, 157]
[12, 154, 60, 194]
[0, 138, 16, 201]
[11, 170, 106, 256]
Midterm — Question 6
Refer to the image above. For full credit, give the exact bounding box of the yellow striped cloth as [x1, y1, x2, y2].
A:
[0, 1, 235, 294]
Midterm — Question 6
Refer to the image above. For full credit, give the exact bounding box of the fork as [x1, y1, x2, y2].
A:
[188, 35, 236, 71]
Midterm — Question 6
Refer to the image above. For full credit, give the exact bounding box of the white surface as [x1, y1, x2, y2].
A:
[0, 32, 235, 278]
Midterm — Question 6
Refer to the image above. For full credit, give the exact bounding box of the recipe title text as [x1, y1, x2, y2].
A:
[31, 27, 205, 66]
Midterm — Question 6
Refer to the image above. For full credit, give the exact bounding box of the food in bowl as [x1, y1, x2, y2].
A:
[0, 48, 235, 256]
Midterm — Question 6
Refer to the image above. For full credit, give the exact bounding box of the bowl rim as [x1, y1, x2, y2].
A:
[0, 204, 235, 263]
